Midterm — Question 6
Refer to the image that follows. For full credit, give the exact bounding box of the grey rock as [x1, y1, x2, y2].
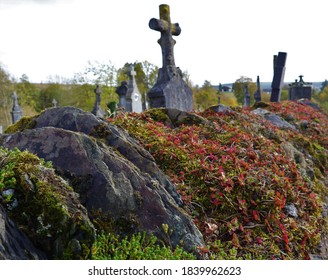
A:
[0, 204, 47, 260]
[0, 107, 204, 254]
[252, 108, 296, 130]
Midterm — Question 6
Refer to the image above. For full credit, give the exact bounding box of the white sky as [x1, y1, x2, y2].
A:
[0, 0, 327, 86]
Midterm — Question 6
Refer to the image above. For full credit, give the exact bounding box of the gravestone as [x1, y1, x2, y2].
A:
[126, 65, 143, 113]
[243, 84, 250, 107]
[11, 91, 22, 124]
[148, 4, 193, 111]
[115, 81, 128, 109]
[52, 99, 58, 108]
[91, 85, 105, 117]
[254, 75, 262, 103]
[270, 52, 287, 102]
[0, 125, 2, 134]
[288, 75, 312, 100]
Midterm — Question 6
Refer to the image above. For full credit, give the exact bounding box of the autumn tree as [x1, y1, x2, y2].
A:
[193, 80, 219, 111]
[233, 76, 256, 105]
[0, 64, 14, 128]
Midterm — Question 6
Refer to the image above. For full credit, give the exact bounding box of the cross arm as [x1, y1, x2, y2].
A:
[149, 18, 181, 36]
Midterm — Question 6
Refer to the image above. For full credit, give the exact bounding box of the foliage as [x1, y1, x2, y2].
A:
[91, 231, 195, 260]
[233, 76, 256, 105]
[193, 80, 220, 111]
[109, 101, 328, 259]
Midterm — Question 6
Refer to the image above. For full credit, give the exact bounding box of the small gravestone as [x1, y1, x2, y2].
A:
[116, 81, 128, 109]
[148, 4, 193, 111]
[243, 84, 250, 107]
[52, 99, 58, 108]
[288, 75, 312, 100]
[254, 75, 262, 103]
[126, 65, 143, 113]
[270, 52, 287, 102]
[0, 125, 2, 134]
[11, 91, 22, 124]
[91, 85, 105, 117]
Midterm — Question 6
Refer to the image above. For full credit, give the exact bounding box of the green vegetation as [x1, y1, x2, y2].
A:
[91, 231, 195, 260]
[110, 101, 328, 259]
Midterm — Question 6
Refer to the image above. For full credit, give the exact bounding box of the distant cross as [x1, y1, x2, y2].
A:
[149, 4, 181, 73]
[52, 98, 58, 108]
[11, 91, 22, 123]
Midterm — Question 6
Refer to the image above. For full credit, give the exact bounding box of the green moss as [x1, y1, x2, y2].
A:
[145, 108, 171, 124]
[4, 115, 38, 134]
[90, 123, 112, 139]
[0, 147, 95, 259]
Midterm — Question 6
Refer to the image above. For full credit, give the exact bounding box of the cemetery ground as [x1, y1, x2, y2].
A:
[1, 99, 327, 260]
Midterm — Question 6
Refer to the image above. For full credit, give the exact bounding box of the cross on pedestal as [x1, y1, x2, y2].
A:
[147, 4, 193, 111]
[149, 4, 181, 77]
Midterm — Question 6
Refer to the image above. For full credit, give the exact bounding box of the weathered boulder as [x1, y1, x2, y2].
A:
[0, 148, 95, 259]
[0, 107, 204, 254]
[252, 108, 297, 130]
[0, 204, 47, 260]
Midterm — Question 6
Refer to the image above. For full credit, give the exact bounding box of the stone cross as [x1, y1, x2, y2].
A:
[126, 65, 143, 113]
[116, 81, 128, 109]
[91, 85, 105, 117]
[243, 84, 250, 107]
[254, 75, 262, 103]
[270, 52, 287, 102]
[52, 98, 58, 108]
[11, 91, 22, 124]
[148, 4, 193, 111]
[149, 4, 181, 77]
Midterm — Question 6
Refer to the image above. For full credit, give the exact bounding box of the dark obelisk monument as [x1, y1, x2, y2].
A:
[270, 52, 287, 102]
[254, 75, 262, 103]
[148, 4, 193, 111]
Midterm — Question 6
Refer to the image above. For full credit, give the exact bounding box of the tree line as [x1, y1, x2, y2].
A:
[1, 60, 328, 130]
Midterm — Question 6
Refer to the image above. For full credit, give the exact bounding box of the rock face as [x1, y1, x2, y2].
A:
[0, 204, 47, 260]
[0, 107, 204, 257]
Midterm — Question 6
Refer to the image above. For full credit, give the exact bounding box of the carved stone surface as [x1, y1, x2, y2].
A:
[270, 52, 287, 102]
[11, 91, 22, 124]
[148, 4, 193, 111]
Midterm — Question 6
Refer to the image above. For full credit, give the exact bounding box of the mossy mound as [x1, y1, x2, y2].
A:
[110, 101, 328, 259]
[0, 147, 95, 259]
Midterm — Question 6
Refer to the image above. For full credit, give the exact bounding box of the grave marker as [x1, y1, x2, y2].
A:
[254, 75, 262, 103]
[11, 91, 22, 124]
[116, 81, 128, 109]
[288, 75, 312, 100]
[243, 84, 250, 107]
[148, 4, 193, 111]
[91, 85, 105, 117]
[126, 65, 143, 113]
[270, 52, 287, 102]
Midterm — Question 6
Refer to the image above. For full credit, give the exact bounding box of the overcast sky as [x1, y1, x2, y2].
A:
[0, 0, 327, 86]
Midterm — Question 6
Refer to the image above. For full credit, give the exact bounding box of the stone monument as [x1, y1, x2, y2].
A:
[126, 65, 143, 113]
[270, 52, 287, 102]
[91, 85, 105, 117]
[116, 81, 128, 109]
[11, 91, 22, 124]
[148, 4, 193, 111]
[254, 75, 262, 103]
[288, 75, 312, 100]
[52, 98, 58, 108]
[243, 84, 250, 107]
